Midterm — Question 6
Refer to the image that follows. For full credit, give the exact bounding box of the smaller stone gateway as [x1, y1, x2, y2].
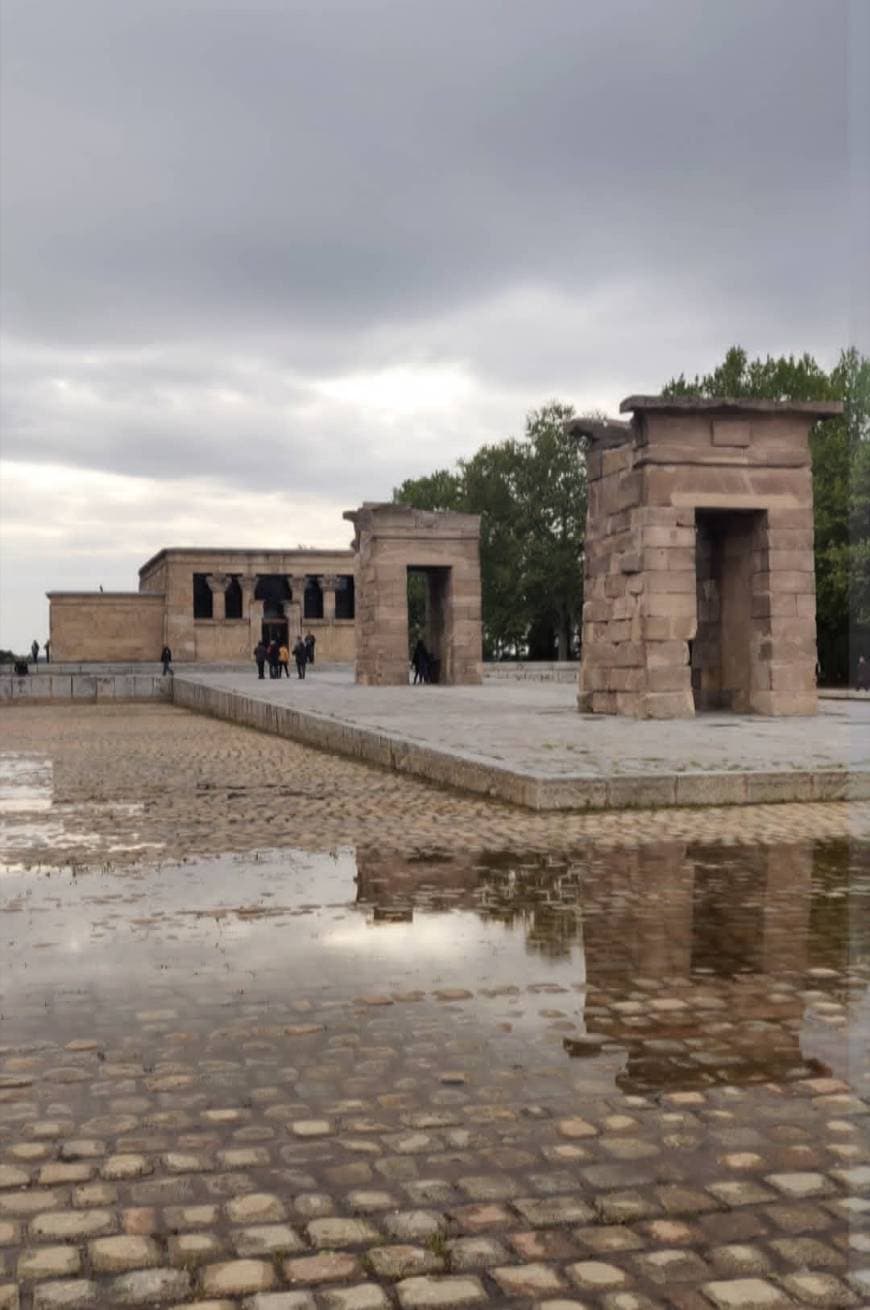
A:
[569, 395, 843, 718]
[345, 503, 482, 686]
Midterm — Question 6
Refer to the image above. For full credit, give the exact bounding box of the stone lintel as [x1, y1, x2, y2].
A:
[619, 395, 843, 419]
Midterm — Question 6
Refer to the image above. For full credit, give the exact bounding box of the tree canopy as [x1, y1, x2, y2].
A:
[394, 402, 588, 658]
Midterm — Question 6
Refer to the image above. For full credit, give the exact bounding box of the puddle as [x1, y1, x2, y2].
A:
[2, 839, 868, 1099]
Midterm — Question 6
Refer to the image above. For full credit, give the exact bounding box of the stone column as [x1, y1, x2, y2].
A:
[320, 574, 340, 621]
[240, 575, 257, 620]
[290, 576, 307, 637]
[205, 573, 229, 622]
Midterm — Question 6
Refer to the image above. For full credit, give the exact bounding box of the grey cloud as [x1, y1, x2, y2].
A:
[1, 0, 851, 348]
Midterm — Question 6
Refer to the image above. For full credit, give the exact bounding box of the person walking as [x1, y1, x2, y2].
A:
[160, 645, 173, 675]
[304, 631, 316, 666]
[30, 639, 39, 664]
[857, 654, 870, 692]
[293, 636, 307, 679]
[44, 639, 50, 664]
[267, 639, 280, 679]
[254, 640, 267, 679]
[278, 642, 290, 678]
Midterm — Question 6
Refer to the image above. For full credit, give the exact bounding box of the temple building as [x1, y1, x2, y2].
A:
[48, 547, 357, 664]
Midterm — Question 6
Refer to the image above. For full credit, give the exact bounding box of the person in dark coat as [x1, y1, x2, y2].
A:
[304, 632, 316, 666]
[267, 640, 280, 678]
[857, 654, 870, 692]
[293, 637, 307, 679]
[31, 639, 39, 664]
[411, 638, 429, 685]
[160, 645, 173, 675]
[254, 640, 267, 679]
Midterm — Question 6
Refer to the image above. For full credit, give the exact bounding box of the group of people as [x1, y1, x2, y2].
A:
[254, 632, 316, 680]
[30, 639, 49, 663]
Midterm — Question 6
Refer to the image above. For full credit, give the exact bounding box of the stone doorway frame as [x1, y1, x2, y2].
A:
[569, 395, 843, 718]
[344, 503, 483, 686]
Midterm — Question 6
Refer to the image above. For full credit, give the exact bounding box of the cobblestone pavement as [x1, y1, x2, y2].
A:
[1, 706, 869, 1308]
[179, 668, 870, 778]
[1, 705, 869, 870]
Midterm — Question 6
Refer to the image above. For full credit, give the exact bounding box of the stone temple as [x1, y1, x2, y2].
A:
[569, 395, 843, 718]
[47, 503, 484, 685]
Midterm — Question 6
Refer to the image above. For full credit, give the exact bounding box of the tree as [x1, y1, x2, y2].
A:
[663, 346, 870, 683]
[394, 401, 588, 657]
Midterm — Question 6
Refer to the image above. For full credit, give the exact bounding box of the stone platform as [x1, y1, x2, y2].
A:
[172, 668, 870, 811]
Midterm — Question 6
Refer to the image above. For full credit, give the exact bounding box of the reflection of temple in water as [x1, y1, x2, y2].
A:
[355, 841, 857, 1093]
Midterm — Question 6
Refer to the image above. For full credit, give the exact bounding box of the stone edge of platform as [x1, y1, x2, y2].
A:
[170, 676, 868, 813]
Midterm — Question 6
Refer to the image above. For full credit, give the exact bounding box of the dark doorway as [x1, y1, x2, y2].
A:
[335, 575, 355, 620]
[407, 565, 451, 683]
[255, 574, 291, 617]
[693, 510, 764, 712]
[261, 618, 288, 646]
[304, 577, 324, 620]
[193, 573, 213, 619]
[225, 576, 243, 620]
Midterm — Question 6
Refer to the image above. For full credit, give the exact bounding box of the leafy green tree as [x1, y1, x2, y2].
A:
[663, 346, 870, 682]
[394, 401, 587, 657]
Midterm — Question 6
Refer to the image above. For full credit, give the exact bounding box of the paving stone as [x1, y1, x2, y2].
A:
[567, 1261, 630, 1290]
[574, 1226, 645, 1254]
[90, 1235, 162, 1272]
[702, 1279, 791, 1309]
[165, 1205, 219, 1229]
[283, 1253, 360, 1284]
[452, 1203, 514, 1232]
[0, 1287, 16, 1310]
[231, 1225, 305, 1256]
[32, 1282, 99, 1310]
[769, 1237, 843, 1268]
[0, 1190, 63, 1216]
[707, 1181, 777, 1207]
[347, 1189, 396, 1211]
[0, 1222, 19, 1245]
[558, 1118, 597, 1139]
[594, 1191, 661, 1223]
[38, 1163, 95, 1185]
[395, 1275, 488, 1307]
[384, 1210, 445, 1240]
[103, 1154, 153, 1180]
[709, 1246, 772, 1276]
[513, 1195, 594, 1225]
[632, 1248, 709, 1283]
[292, 1193, 335, 1219]
[780, 1273, 859, 1307]
[765, 1172, 836, 1199]
[31, 1208, 116, 1239]
[447, 1237, 509, 1270]
[200, 1260, 277, 1296]
[320, 1286, 391, 1310]
[243, 1296, 316, 1310]
[305, 1217, 380, 1247]
[17, 1245, 82, 1280]
[226, 1194, 286, 1223]
[109, 1267, 192, 1304]
[73, 1182, 117, 1207]
[168, 1232, 226, 1266]
[368, 1245, 444, 1279]
[492, 1263, 565, 1295]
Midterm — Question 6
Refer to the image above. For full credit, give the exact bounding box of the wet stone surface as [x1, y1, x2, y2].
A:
[0, 709, 869, 1307]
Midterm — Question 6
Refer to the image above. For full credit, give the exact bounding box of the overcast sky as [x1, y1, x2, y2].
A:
[1, 0, 867, 651]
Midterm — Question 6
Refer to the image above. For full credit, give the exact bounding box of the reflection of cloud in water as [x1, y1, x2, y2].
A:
[0, 750, 151, 862]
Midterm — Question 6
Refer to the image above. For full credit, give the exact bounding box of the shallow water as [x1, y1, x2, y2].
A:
[2, 840, 868, 1098]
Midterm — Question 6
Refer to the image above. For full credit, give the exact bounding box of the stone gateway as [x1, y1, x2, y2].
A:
[569, 395, 843, 718]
